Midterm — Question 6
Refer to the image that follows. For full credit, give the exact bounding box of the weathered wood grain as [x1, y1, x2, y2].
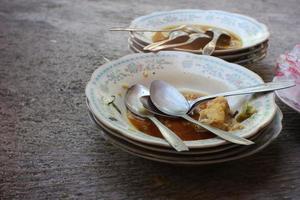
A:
[1, 0, 300, 199]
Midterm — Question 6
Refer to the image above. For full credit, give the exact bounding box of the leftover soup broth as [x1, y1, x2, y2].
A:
[127, 92, 216, 141]
[152, 25, 242, 50]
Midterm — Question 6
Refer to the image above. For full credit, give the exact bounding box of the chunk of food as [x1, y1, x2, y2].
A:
[198, 96, 243, 131]
[236, 102, 257, 122]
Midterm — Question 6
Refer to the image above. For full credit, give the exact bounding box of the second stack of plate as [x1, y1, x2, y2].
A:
[127, 9, 270, 65]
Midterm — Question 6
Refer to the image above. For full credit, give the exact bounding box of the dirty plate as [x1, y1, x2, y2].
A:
[85, 51, 276, 149]
[129, 9, 269, 53]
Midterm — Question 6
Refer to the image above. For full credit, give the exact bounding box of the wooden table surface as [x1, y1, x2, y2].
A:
[1, 0, 300, 199]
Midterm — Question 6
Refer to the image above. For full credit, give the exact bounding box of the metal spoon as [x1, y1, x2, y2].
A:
[142, 94, 254, 145]
[125, 84, 189, 151]
[202, 28, 231, 55]
[143, 31, 189, 50]
[110, 24, 204, 34]
[143, 80, 295, 113]
[109, 25, 187, 32]
[148, 33, 210, 51]
[142, 80, 295, 114]
[188, 80, 296, 112]
[148, 80, 254, 145]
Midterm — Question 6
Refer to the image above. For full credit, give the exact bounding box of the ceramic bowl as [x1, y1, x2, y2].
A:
[129, 9, 270, 53]
[85, 51, 276, 148]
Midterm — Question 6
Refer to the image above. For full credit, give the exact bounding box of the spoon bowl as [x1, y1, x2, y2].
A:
[125, 84, 189, 151]
[125, 84, 152, 118]
[140, 95, 175, 118]
[150, 80, 189, 115]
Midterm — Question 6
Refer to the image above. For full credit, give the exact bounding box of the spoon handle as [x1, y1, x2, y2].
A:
[181, 115, 254, 145]
[147, 40, 192, 51]
[144, 38, 174, 50]
[202, 31, 221, 55]
[148, 116, 189, 152]
[110, 25, 186, 32]
[110, 28, 172, 32]
[189, 80, 296, 110]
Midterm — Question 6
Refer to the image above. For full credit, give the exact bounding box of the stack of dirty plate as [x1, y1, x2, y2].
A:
[127, 9, 269, 65]
[85, 51, 282, 165]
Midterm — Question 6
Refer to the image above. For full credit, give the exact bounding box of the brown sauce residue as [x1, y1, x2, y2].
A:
[152, 24, 242, 50]
[127, 92, 216, 141]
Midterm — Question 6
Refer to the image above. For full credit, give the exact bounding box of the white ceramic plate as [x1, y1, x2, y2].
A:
[95, 109, 282, 165]
[85, 51, 276, 148]
[273, 77, 300, 113]
[276, 91, 300, 113]
[129, 9, 270, 53]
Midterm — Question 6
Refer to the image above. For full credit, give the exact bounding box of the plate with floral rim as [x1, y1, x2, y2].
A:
[129, 9, 269, 54]
[85, 51, 276, 148]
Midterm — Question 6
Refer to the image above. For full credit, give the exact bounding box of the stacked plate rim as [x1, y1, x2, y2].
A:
[127, 9, 270, 65]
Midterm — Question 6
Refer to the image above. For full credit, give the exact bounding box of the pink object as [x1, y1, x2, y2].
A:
[274, 44, 300, 112]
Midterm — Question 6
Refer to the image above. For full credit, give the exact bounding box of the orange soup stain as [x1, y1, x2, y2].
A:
[127, 92, 216, 141]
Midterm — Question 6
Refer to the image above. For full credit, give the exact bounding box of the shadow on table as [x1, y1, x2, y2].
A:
[112, 141, 284, 199]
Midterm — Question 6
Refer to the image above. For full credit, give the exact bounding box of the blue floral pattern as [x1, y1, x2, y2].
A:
[99, 58, 172, 88]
